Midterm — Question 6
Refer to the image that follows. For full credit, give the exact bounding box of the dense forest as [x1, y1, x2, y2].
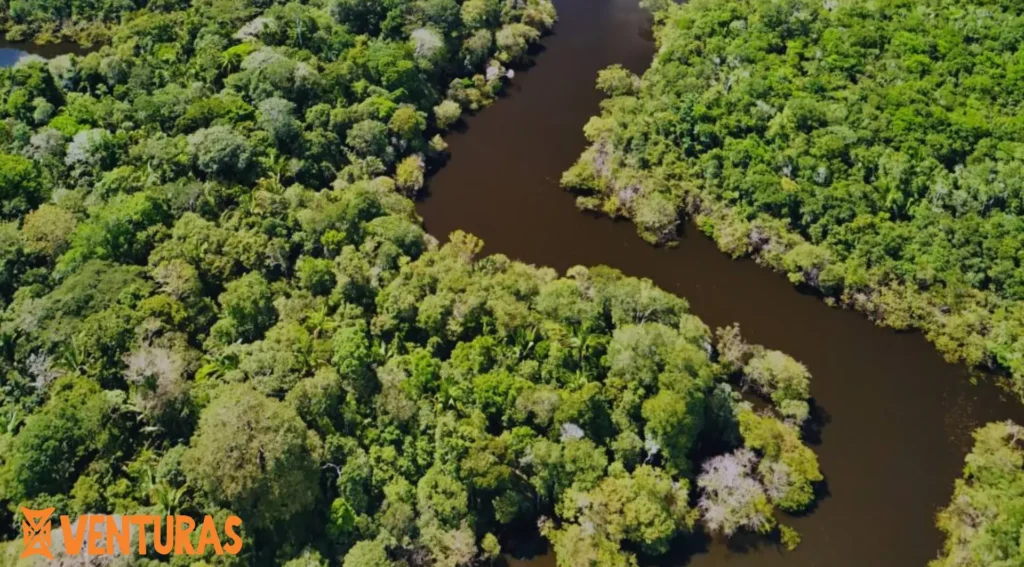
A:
[0, 0, 827, 565]
[2, 0, 164, 42]
[563, 0, 1024, 399]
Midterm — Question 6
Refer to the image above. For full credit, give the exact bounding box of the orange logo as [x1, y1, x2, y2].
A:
[20, 507, 54, 560]
[18, 509, 242, 558]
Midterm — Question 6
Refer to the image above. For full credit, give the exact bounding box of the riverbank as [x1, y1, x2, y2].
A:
[417, 0, 1024, 565]
[563, 0, 1024, 404]
[0, 13, 116, 45]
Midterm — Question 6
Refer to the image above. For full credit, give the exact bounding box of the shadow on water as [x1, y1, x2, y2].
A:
[526, 41, 548, 60]
[417, 0, 1024, 566]
[721, 531, 776, 555]
[654, 532, 712, 566]
[801, 398, 830, 446]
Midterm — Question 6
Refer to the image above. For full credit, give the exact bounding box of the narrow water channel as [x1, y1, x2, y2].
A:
[417, 0, 1024, 565]
[0, 37, 91, 67]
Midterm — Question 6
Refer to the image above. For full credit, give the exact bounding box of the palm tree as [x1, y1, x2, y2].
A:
[376, 337, 402, 363]
[511, 326, 538, 361]
[150, 481, 189, 516]
[5, 410, 21, 435]
[568, 323, 599, 372]
[307, 304, 339, 340]
[143, 463, 189, 516]
[219, 49, 244, 75]
[258, 148, 291, 191]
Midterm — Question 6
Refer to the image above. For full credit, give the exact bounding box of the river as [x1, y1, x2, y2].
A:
[0, 40, 37, 67]
[417, 0, 1024, 565]
[0, 37, 89, 67]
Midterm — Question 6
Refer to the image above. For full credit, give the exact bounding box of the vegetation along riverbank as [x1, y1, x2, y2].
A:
[564, 0, 1024, 399]
[931, 420, 1024, 566]
[562, 1, 1024, 564]
[0, 0, 831, 565]
[2, 0, 1022, 564]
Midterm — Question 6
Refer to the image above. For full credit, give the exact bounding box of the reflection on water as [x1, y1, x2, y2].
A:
[0, 46, 33, 67]
[0, 38, 91, 68]
[505, 553, 555, 567]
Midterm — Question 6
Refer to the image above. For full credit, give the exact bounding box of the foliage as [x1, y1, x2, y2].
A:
[0, 0, 824, 564]
[0, 211, 821, 563]
[933, 421, 1024, 567]
[183, 383, 320, 529]
[434, 99, 462, 130]
[564, 0, 1024, 397]
[0, 0, 561, 562]
[0, 154, 43, 220]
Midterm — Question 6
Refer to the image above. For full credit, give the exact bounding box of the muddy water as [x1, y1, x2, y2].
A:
[417, 0, 1024, 565]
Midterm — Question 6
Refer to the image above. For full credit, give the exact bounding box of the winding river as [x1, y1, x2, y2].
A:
[418, 0, 1024, 565]
[3, 3, 1021, 564]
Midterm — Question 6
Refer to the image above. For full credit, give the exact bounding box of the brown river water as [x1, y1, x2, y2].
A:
[417, 0, 1024, 565]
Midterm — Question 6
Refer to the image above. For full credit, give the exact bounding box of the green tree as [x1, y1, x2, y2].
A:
[56, 192, 168, 276]
[187, 125, 255, 178]
[346, 119, 392, 162]
[595, 65, 638, 97]
[395, 154, 425, 195]
[21, 204, 76, 259]
[258, 97, 302, 150]
[461, 0, 499, 30]
[933, 421, 1024, 567]
[295, 256, 336, 296]
[0, 153, 44, 219]
[495, 23, 539, 63]
[183, 384, 320, 529]
[0, 377, 117, 502]
[388, 105, 427, 144]
[433, 100, 461, 130]
[342, 540, 392, 567]
[329, 0, 387, 35]
[212, 272, 277, 344]
[743, 349, 811, 407]
[642, 387, 704, 475]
